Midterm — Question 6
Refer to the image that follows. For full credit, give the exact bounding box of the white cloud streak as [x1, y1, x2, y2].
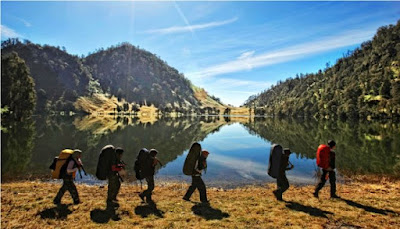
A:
[1, 25, 22, 39]
[143, 17, 238, 35]
[187, 28, 376, 79]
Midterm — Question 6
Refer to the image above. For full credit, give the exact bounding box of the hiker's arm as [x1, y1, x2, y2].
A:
[286, 161, 294, 170]
[67, 160, 78, 174]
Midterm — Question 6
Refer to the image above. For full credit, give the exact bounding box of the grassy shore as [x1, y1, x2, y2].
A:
[1, 180, 399, 228]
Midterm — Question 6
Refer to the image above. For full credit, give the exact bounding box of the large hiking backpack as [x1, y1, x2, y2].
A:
[134, 148, 152, 180]
[316, 144, 330, 169]
[183, 143, 202, 176]
[50, 149, 76, 179]
[96, 145, 116, 180]
[267, 144, 283, 179]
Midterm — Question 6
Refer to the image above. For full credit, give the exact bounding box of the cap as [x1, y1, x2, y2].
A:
[115, 147, 124, 154]
[201, 150, 210, 156]
[328, 140, 336, 148]
[149, 149, 158, 155]
[284, 148, 291, 154]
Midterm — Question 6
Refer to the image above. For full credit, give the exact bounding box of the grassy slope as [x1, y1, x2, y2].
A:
[2, 181, 399, 228]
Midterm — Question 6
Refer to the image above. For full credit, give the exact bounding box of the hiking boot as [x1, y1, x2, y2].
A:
[182, 197, 190, 202]
[273, 190, 283, 201]
[73, 200, 81, 205]
[313, 192, 319, 198]
[200, 201, 210, 206]
[331, 194, 340, 199]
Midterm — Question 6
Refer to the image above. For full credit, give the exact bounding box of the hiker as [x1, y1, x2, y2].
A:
[53, 149, 82, 205]
[314, 140, 339, 199]
[138, 149, 160, 203]
[273, 148, 294, 201]
[107, 147, 126, 208]
[183, 149, 209, 204]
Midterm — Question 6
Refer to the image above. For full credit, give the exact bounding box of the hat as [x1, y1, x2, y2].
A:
[201, 150, 210, 156]
[115, 147, 124, 154]
[149, 149, 158, 155]
[328, 140, 336, 148]
[284, 148, 291, 154]
[73, 149, 82, 154]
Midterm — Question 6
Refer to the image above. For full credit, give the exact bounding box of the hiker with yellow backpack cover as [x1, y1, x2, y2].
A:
[50, 149, 84, 205]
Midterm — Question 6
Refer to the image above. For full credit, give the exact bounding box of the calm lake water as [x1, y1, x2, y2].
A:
[2, 116, 400, 187]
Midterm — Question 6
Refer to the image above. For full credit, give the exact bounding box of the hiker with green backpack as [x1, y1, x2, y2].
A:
[135, 148, 161, 203]
[51, 149, 83, 205]
[183, 142, 209, 204]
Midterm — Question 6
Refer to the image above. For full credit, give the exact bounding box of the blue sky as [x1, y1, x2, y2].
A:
[1, 1, 400, 106]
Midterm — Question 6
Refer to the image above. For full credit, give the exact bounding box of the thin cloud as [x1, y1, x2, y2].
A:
[143, 17, 238, 35]
[1, 25, 22, 39]
[17, 17, 31, 27]
[187, 28, 376, 79]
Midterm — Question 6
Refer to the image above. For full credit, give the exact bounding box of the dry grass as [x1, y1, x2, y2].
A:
[2, 180, 399, 228]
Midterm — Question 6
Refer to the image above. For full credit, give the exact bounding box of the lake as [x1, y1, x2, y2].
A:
[2, 115, 399, 187]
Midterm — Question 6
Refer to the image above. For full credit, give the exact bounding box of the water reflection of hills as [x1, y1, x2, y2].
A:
[243, 118, 400, 177]
[6, 115, 240, 179]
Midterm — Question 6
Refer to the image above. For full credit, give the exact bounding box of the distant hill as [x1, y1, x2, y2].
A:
[1, 39, 102, 112]
[1, 39, 223, 114]
[245, 20, 400, 119]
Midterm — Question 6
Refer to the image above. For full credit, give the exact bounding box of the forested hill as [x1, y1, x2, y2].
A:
[1, 39, 102, 112]
[84, 43, 200, 109]
[1, 40, 223, 114]
[245, 20, 400, 119]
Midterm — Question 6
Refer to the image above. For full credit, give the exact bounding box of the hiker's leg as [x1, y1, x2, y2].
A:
[183, 176, 197, 199]
[197, 176, 208, 203]
[54, 179, 68, 203]
[144, 176, 155, 201]
[107, 175, 119, 203]
[281, 174, 289, 194]
[329, 171, 337, 197]
[315, 170, 328, 194]
[275, 175, 284, 200]
[65, 179, 80, 203]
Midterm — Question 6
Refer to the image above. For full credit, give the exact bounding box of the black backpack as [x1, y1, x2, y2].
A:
[134, 148, 152, 180]
[96, 145, 116, 180]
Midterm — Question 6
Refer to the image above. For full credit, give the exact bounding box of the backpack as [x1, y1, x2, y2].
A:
[183, 143, 202, 176]
[96, 145, 116, 180]
[316, 144, 330, 169]
[268, 144, 283, 178]
[50, 149, 76, 179]
[134, 148, 152, 180]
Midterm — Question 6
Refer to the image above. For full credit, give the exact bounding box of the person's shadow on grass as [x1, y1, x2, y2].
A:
[285, 201, 333, 218]
[38, 204, 72, 220]
[340, 198, 398, 216]
[90, 202, 122, 224]
[191, 203, 230, 220]
[134, 202, 165, 218]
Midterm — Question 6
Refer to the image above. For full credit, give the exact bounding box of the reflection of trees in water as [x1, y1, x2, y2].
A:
[243, 118, 400, 176]
[28, 115, 226, 176]
[1, 119, 36, 177]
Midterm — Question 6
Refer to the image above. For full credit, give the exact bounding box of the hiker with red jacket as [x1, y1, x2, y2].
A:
[314, 140, 339, 199]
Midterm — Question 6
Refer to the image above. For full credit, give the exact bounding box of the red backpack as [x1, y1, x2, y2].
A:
[316, 144, 330, 169]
